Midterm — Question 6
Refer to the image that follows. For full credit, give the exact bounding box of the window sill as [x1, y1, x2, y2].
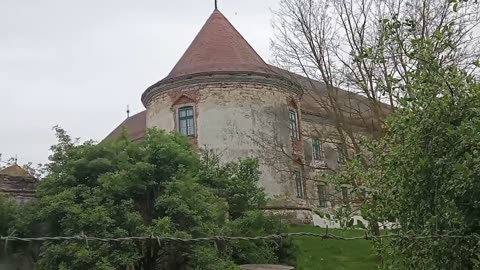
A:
[310, 160, 327, 168]
[311, 159, 325, 164]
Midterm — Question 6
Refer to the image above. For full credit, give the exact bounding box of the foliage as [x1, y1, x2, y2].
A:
[271, 1, 480, 221]
[349, 3, 480, 268]
[4, 128, 295, 269]
[0, 153, 45, 179]
[0, 195, 18, 264]
[198, 150, 267, 219]
[0, 195, 16, 239]
[272, 0, 480, 168]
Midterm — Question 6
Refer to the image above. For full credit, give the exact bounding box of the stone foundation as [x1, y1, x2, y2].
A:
[266, 207, 314, 225]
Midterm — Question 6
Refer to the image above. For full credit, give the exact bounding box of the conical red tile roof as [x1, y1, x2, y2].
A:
[165, 9, 272, 80]
[0, 164, 33, 178]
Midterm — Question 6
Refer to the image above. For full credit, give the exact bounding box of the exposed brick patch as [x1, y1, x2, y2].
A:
[287, 96, 305, 160]
[286, 96, 309, 201]
[168, 90, 201, 105]
[142, 72, 301, 107]
[171, 95, 194, 105]
[292, 139, 304, 160]
[286, 96, 299, 109]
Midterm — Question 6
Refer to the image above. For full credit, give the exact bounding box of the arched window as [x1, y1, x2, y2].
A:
[178, 106, 195, 136]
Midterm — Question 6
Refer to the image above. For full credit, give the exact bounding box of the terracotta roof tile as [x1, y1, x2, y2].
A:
[165, 10, 272, 80]
[268, 65, 389, 130]
[103, 111, 146, 142]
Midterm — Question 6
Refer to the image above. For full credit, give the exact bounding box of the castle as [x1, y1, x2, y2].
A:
[0, 165, 38, 204]
[105, 8, 375, 224]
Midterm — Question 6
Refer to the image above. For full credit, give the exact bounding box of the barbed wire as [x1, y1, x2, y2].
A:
[1, 231, 478, 247]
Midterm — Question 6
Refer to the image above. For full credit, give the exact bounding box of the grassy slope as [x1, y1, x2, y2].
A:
[289, 226, 379, 270]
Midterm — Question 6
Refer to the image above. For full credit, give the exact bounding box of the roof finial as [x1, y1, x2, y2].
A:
[215, 0, 218, 10]
[126, 105, 130, 118]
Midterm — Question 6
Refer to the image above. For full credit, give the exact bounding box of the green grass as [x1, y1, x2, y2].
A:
[289, 226, 379, 270]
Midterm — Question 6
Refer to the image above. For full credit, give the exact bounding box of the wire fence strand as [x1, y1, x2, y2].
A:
[1, 232, 478, 245]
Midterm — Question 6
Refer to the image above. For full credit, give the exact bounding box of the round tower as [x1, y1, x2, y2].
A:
[142, 9, 312, 224]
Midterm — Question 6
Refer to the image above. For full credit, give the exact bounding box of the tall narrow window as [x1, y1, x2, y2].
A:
[318, 184, 327, 207]
[294, 171, 304, 198]
[341, 186, 349, 205]
[178, 106, 195, 136]
[337, 144, 346, 164]
[289, 110, 298, 139]
[312, 138, 323, 160]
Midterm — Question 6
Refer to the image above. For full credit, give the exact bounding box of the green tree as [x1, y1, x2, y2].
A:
[355, 3, 480, 268]
[7, 128, 294, 270]
[0, 195, 16, 243]
[198, 150, 267, 219]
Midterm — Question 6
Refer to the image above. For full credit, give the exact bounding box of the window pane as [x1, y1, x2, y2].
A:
[295, 171, 303, 198]
[180, 127, 187, 135]
[188, 118, 195, 136]
[180, 119, 187, 129]
[337, 144, 345, 164]
[290, 111, 298, 139]
[313, 139, 322, 160]
[179, 107, 193, 118]
[179, 110, 187, 118]
[178, 107, 195, 136]
[318, 185, 327, 207]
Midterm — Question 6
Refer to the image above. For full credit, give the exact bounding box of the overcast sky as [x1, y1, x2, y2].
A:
[0, 0, 279, 165]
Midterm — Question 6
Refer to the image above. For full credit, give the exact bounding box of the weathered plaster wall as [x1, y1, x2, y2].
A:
[146, 78, 312, 223]
[198, 86, 287, 196]
[301, 114, 364, 212]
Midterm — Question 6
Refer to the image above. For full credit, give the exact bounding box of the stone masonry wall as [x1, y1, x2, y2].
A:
[0, 174, 38, 204]
[301, 113, 365, 214]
